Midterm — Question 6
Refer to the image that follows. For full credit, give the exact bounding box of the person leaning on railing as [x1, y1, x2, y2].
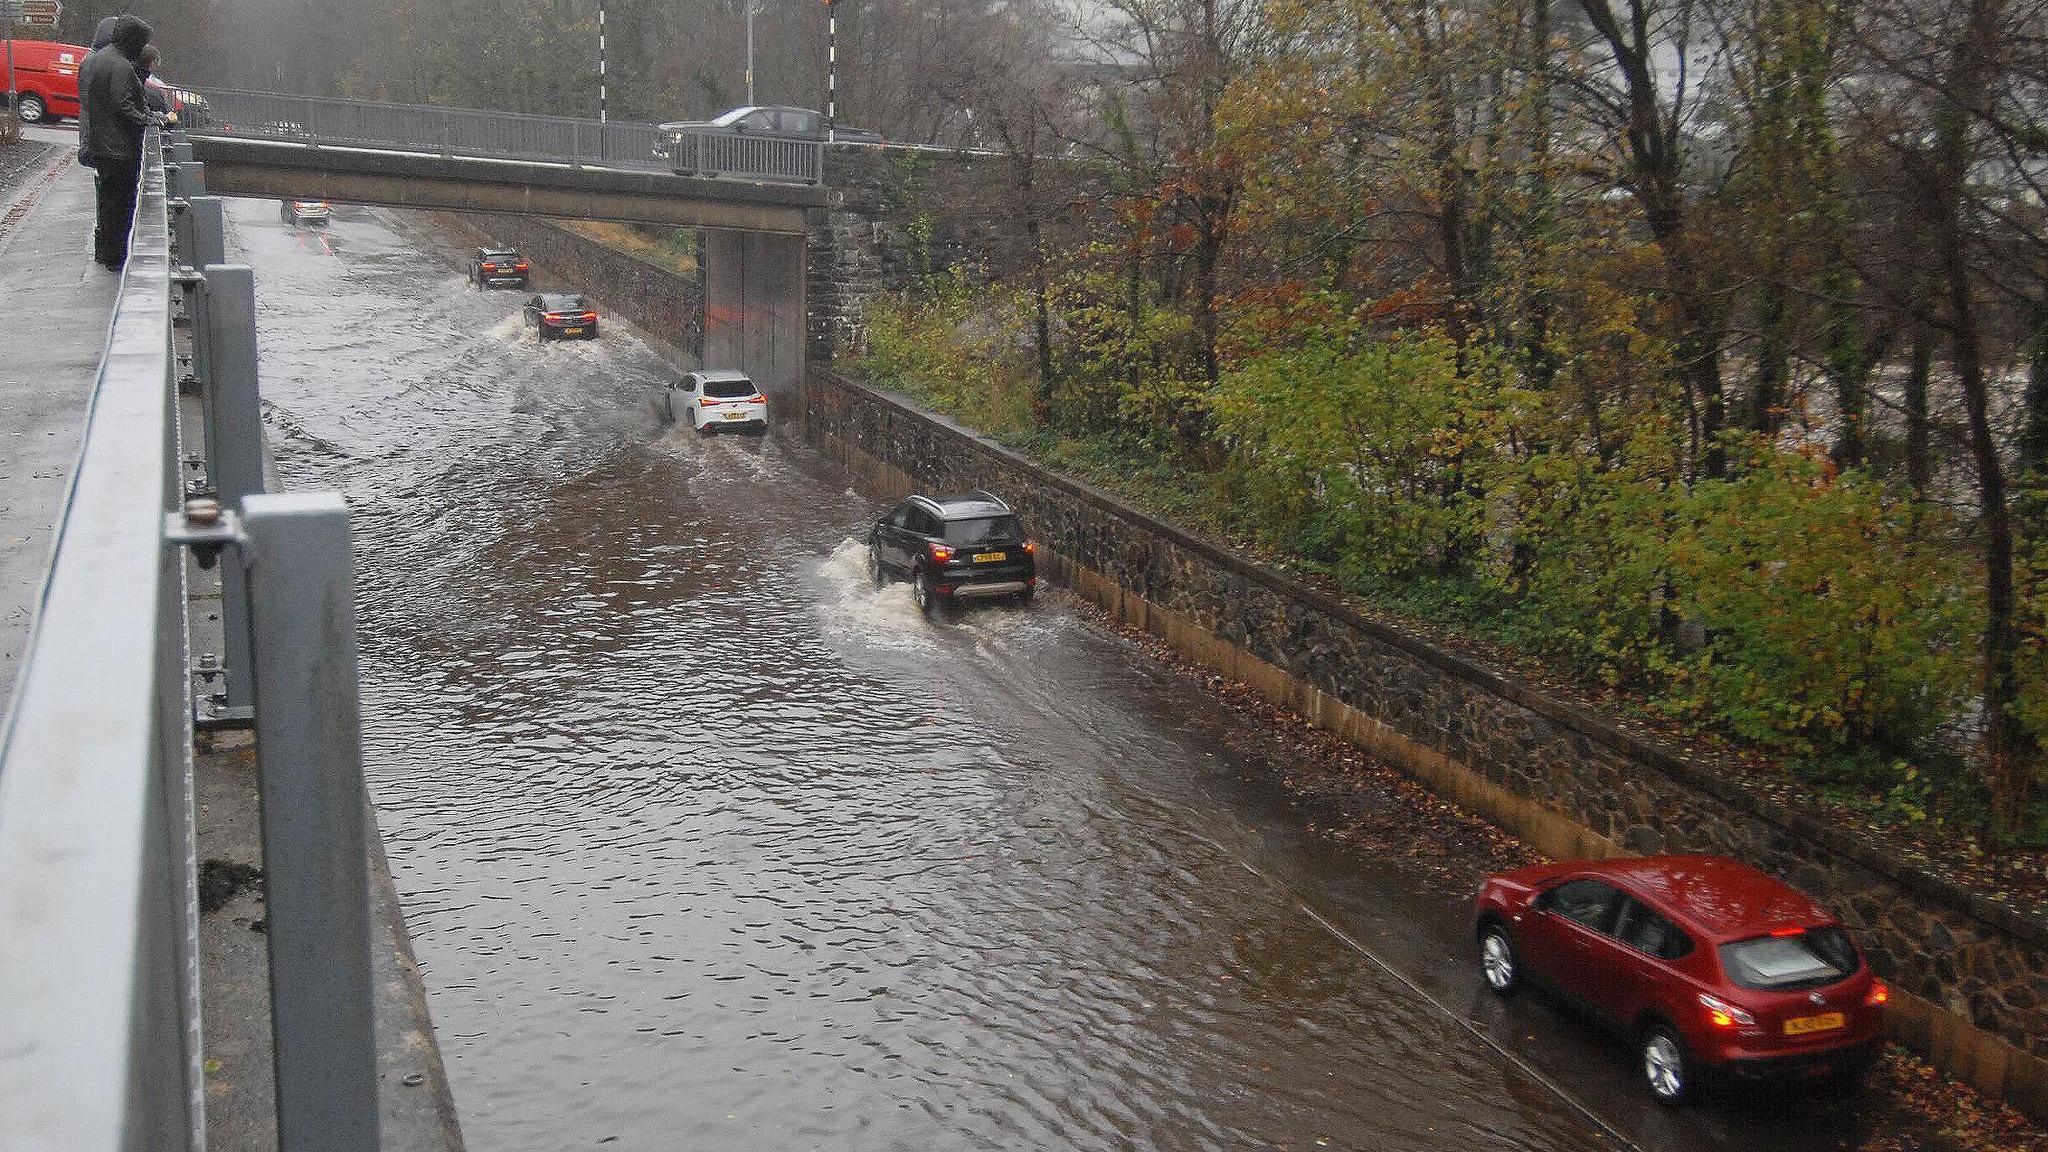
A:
[136, 45, 176, 126]
[75, 15, 166, 271]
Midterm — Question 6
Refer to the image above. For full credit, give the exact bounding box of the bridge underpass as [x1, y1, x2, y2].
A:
[187, 111, 823, 393]
[1, 106, 1942, 1152]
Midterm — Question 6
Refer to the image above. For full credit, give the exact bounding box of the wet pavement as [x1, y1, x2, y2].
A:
[0, 125, 115, 698]
[225, 198, 1894, 1152]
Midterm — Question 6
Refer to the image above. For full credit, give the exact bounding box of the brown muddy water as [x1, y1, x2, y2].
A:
[226, 200, 1893, 1152]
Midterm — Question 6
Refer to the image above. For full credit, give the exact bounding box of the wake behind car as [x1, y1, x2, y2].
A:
[1473, 854, 1886, 1104]
[524, 293, 599, 341]
[665, 370, 766, 433]
[279, 200, 331, 226]
[470, 246, 530, 288]
[868, 492, 1038, 615]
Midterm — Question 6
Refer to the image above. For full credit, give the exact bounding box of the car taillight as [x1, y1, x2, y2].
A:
[700, 397, 720, 406]
[514, 261, 529, 270]
[1698, 993, 1755, 1029]
[1864, 980, 1890, 1008]
[928, 543, 955, 564]
[747, 395, 765, 404]
[1022, 539, 1038, 555]
[581, 311, 598, 321]
[481, 263, 497, 271]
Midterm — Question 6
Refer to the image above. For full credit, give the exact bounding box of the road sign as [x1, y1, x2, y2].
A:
[16, 0, 60, 26]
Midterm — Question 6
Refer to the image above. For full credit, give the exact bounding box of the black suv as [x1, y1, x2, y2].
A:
[470, 246, 529, 288]
[868, 491, 1038, 614]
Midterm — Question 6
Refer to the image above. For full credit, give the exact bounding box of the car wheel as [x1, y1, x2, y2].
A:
[16, 93, 45, 124]
[1479, 923, 1519, 996]
[1016, 585, 1035, 606]
[914, 571, 941, 618]
[867, 544, 887, 588]
[1640, 1024, 1693, 1105]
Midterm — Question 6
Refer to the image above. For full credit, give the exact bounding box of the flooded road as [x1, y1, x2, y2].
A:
[227, 201, 1884, 1152]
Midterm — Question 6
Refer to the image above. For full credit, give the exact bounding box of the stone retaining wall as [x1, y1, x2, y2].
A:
[795, 367, 2048, 1121]
[807, 148, 1109, 362]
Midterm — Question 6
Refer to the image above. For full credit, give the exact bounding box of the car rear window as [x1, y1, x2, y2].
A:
[543, 295, 587, 310]
[942, 515, 1024, 546]
[1719, 928, 1859, 990]
[704, 379, 755, 398]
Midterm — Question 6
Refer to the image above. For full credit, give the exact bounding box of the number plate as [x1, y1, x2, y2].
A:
[561, 327, 584, 335]
[1783, 1012, 1845, 1036]
[973, 551, 1006, 563]
[723, 410, 746, 420]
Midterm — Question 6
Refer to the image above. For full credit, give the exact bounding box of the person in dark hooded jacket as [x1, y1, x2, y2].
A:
[91, 14, 118, 49]
[76, 15, 157, 269]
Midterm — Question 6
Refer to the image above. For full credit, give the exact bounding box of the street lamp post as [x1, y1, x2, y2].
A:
[597, 0, 608, 123]
[745, 0, 755, 105]
[825, 0, 837, 130]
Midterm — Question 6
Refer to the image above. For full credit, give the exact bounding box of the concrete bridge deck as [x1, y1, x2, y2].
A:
[188, 135, 828, 234]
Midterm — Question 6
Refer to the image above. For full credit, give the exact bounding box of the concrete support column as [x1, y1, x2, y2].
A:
[700, 229, 804, 395]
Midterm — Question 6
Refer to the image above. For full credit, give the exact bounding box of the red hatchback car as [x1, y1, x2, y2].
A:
[1473, 854, 1887, 1103]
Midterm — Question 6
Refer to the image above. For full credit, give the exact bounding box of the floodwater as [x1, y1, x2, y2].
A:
[227, 201, 1889, 1152]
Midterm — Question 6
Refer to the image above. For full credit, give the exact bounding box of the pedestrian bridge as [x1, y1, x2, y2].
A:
[181, 91, 833, 392]
[185, 90, 829, 234]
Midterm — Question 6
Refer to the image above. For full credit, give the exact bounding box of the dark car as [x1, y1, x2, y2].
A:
[471, 246, 529, 288]
[867, 491, 1038, 615]
[1473, 854, 1888, 1104]
[659, 106, 883, 148]
[523, 293, 599, 341]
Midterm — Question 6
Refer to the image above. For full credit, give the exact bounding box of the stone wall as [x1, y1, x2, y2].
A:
[807, 147, 1107, 363]
[435, 212, 704, 367]
[795, 366, 2048, 1121]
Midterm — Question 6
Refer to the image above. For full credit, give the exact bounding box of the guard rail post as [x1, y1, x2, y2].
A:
[198, 265, 262, 722]
[241, 493, 380, 1152]
[186, 196, 225, 270]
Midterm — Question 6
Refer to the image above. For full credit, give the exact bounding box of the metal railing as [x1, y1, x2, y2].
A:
[0, 129, 379, 1152]
[192, 88, 826, 184]
[667, 127, 826, 185]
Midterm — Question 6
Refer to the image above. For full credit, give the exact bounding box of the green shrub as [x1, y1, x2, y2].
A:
[1660, 446, 1977, 756]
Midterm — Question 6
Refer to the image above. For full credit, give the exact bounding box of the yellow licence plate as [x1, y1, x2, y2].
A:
[561, 327, 584, 335]
[1783, 1012, 1845, 1036]
[723, 410, 747, 420]
[974, 551, 1006, 563]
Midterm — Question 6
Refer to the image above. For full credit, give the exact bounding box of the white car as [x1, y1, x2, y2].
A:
[279, 200, 331, 226]
[666, 370, 767, 433]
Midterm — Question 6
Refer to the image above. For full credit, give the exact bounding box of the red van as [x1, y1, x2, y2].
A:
[6, 40, 90, 125]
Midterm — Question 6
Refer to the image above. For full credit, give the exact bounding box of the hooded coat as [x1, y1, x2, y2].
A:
[76, 16, 153, 166]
